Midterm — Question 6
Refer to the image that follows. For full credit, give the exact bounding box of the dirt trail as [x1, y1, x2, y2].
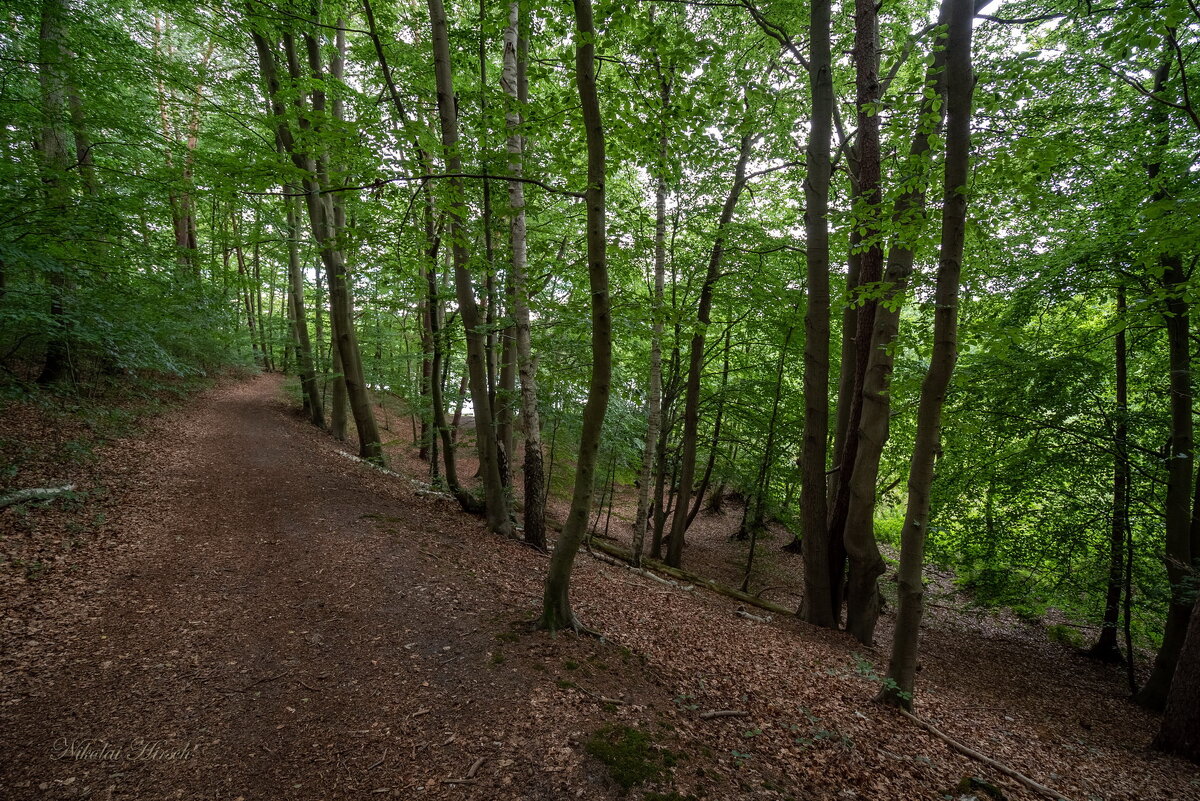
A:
[0, 376, 624, 800]
[3, 375, 1198, 801]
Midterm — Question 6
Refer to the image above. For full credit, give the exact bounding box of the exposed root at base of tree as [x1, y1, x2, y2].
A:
[895, 708, 1073, 801]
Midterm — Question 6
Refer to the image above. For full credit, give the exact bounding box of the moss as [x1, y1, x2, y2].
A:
[585, 724, 679, 790]
[564, 659, 580, 671]
[490, 651, 506, 665]
[1046, 624, 1084, 648]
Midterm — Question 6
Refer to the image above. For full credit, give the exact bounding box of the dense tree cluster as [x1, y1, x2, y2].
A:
[1, 0, 1197, 758]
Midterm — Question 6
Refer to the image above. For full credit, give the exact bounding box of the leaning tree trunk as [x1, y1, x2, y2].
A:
[250, 23, 382, 460]
[428, 0, 513, 536]
[665, 131, 754, 568]
[798, 0, 836, 627]
[880, 0, 974, 705]
[537, 0, 610, 632]
[1137, 58, 1195, 711]
[502, 0, 547, 550]
[1154, 592, 1200, 763]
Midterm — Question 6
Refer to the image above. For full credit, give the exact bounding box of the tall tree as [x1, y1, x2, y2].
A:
[537, 0, 610, 631]
[798, 0, 836, 628]
[428, 0, 513, 535]
[502, 0, 547, 550]
[881, 0, 975, 703]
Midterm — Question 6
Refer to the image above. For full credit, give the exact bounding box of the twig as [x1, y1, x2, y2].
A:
[367, 749, 388, 770]
[225, 669, 292, 693]
[466, 757, 485, 778]
[699, 709, 748, 720]
[897, 708, 1073, 801]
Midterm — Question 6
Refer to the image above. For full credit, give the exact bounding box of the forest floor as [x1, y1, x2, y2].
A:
[2, 374, 1198, 801]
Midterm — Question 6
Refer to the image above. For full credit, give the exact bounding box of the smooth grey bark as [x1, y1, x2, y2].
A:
[633, 27, 673, 568]
[502, 0, 547, 550]
[285, 193, 324, 427]
[798, 0, 836, 627]
[880, 0, 974, 705]
[428, 0, 513, 536]
[665, 131, 755, 568]
[538, 0, 610, 631]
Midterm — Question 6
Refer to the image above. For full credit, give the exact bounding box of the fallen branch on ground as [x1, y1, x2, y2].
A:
[0, 484, 76, 509]
[700, 709, 749, 720]
[897, 708, 1072, 801]
[586, 538, 793, 617]
[736, 608, 772, 623]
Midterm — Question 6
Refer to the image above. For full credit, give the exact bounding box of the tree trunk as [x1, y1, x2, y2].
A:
[1154, 593, 1200, 762]
[839, 0, 954, 641]
[428, 0, 513, 535]
[538, 0, 610, 631]
[686, 325, 731, 532]
[36, 0, 72, 386]
[834, 0, 887, 631]
[798, 0, 836, 627]
[1137, 58, 1195, 711]
[249, 23, 383, 461]
[880, 0, 974, 702]
[285, 193, 324, 427]
[665, 131, 755, 568]
[1090, 286, 1128, 663]
[502, 0, 547, 549]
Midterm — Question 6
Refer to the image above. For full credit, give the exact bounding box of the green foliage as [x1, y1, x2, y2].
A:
[584, 724, 679, 790]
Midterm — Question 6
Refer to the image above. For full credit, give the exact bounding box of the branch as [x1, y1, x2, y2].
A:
[246, 173, 585, 199]
[896, 709, 1074, 801]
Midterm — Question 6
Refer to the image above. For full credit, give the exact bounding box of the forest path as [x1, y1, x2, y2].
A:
[0, 375, 600, 800]
[2, 375, 1196, 801]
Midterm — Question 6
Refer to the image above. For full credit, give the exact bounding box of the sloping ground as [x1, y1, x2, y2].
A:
[1, 374, 1197, 800]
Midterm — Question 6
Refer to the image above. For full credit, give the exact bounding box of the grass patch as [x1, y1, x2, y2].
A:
[585, 724, 679, 791]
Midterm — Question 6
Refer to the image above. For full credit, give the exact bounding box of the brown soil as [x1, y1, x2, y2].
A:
[2, 375, 1198, 800]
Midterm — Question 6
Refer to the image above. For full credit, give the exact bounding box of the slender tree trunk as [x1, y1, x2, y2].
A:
[1137, 58, 1195, 711]
[686, 325, 731, 531]
[503, 0, 546, 549]
[36, 0, 72, 386]
[880, 0, 974, 702]
[741, 323, 795, 591]
[428, 0, 512, 535]
[798, 0, 836, 627]
[286, 193, 324, 427]
[250, 23, 382, 460]
[538, 0, 610, 631]
[666, 131, 755, 568]
[1091, 286, 1129, 662]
